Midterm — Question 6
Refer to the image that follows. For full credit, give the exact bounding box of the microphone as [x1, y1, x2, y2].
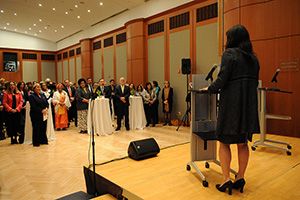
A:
[271, 68, 280, 83]
[205, 64, 219, 81]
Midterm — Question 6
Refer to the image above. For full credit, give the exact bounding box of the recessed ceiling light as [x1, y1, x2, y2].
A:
[77, 15, 80, 19]
[54, 30, 57, 32]
[14, 13, 17, 16]
[4, 27, 6, 29]
[61, 25, 64, 28]
[39, 30, 42, 33]
[29, 27, 32, 30]
[25, 31, 27, 34]
[65, 11, 68, 15]
[14, 29, 17, 31]
[34, 33, 37, 36]
[39, 19, 42, 22]
[44, 26, 47, 29]
[52, 8, 56, 11]
[38, 3, 42, 7]
[6, 22, 10, 25]
[88, 9, 91, 13]
[99, 2, 103, 6]
[0, 10, 4, 13]
[75, 5, 78, 8]
[33, 23, 36, 26]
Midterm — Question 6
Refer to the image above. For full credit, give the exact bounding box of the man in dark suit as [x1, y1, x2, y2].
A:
[115, 77, 130, 131]
[87, 77, 93, 94]
[106, 79, 118, 117]
[95, 79, 109, 98]
[64, 80, 77, 126]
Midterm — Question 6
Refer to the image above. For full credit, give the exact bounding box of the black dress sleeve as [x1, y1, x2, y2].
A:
[208, 49, 235, 93]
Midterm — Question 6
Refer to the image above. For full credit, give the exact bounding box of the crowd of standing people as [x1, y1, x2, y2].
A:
[0, 76, 174, 146]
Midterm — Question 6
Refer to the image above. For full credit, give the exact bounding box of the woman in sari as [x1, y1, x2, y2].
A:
[52, 83, 71, 131]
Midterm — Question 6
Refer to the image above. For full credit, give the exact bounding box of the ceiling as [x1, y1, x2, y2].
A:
[0, 0, 146, 43]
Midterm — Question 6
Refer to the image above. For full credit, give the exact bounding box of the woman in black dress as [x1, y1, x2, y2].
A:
[202, 25, 260, 194]
[28, 83, 49, 147]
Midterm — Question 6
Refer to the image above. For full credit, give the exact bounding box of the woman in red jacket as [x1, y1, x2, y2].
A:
[3, 81, 23, 144]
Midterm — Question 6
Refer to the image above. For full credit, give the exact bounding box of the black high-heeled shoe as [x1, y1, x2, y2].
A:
[233, 178, 246, 193]
[216, 180, 233, 195]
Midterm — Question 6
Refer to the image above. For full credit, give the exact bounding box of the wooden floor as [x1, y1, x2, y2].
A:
[0, 123, 189, 200]
[95, 134, 300, 200]
[0, 123, 299, 200]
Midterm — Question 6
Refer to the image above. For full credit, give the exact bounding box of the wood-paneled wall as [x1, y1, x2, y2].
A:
[0, 48, 55, 83]
[222, 0, 300, 137]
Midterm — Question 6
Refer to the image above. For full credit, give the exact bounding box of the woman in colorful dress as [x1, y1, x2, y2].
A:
[52, 83, 71, 131]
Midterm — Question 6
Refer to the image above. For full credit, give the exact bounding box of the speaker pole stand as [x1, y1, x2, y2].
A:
[176, 74, 190, 131]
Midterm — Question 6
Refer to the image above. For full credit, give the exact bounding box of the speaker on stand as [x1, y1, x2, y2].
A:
[177, 58, 191, 131]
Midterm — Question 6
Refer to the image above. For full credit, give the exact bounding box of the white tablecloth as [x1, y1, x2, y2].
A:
[24, 100, 55, 144]
[129, 96, 147, 130]
[87, 98, 114, 136]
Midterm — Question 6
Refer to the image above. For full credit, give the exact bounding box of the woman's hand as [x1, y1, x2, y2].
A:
[82, 99, 89, 103]
[42, 108, 48, 114]
[200, 87, 208, 91]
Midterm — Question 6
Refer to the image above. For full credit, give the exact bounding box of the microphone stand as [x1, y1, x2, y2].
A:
[89, 98, 97, 197]
[270, 68, 280, 90]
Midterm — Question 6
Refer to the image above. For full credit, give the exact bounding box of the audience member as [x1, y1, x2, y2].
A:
[76, 78, 92, 133]
[52, 83, 71, 131]
[115, 77, 130, 131]
[28, 83, 49, 147]
[162, 81, 173, 126]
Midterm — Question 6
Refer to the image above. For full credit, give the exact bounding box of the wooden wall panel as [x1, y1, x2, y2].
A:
[169, 29, 190, 119]
[93, 50, 102, 82]
[57, 61, 62, 83]
[69, 58, 75, 84]
[223, 0, 239, 12]
[103, 47, 114, 82]
[148, 36, 165, 85]
[76, 57, 82, 83]
[223, 8, 240, 40]
[196, 22, 219, 74]
[116, 45, 127, 81]
[41, 61, 56, 82]
[240, 0, 265, 6]
[63, 60, 68, 82]
[241, 3, 265, 41]
[22, 61, 38, 82]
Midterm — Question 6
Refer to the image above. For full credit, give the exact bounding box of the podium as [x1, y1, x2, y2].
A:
[186, 74, 237, 187]
[252, 87, 292, 155]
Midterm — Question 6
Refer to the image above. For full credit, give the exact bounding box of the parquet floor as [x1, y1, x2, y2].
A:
[0, 123, 190, 200]
[95, 135, 300, 200]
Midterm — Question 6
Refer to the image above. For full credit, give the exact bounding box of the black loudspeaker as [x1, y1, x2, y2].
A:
[181, 58, 191, 75]
[128, 138, 160, 160]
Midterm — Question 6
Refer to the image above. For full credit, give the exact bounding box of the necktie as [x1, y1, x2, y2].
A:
[121, 85, 124, 93]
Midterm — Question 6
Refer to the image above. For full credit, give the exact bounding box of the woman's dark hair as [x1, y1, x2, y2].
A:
[137, 84, 143, 92]
[152, 81, 158, 87]
[78, 78, 86, 86]
[225, 24, 253, 54]
[129, 83, 135, 90]
[17, 81, 25, 91]
[145, 82, 152, 91]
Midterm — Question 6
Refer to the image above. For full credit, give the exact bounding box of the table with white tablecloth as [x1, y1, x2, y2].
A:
[129, 96, 147, 130]
[24, 100, 55, 144]
[87, 98, 114, 136]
